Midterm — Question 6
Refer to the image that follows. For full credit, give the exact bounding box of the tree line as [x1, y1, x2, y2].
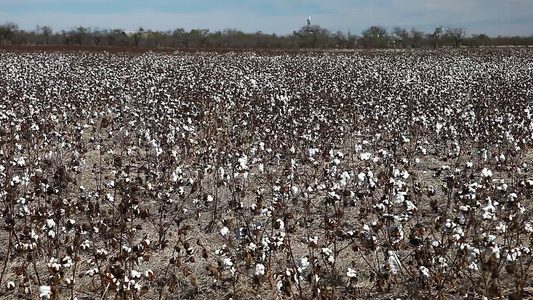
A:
[0, 22, 532, 49]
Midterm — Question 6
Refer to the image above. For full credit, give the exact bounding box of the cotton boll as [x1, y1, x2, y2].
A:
[220, 227, 229, 236]
[223, 258, 233, 267]
[481, 168, 492, 178]
[346, 268, 357, 278]
[39, 286, 51, 299]
[130, 270, 141, 279]
[291, 186, 299, 195]
[357, 172, 366, 182]
[359, 152, 371, 160]
[255, 263, 265, 276]
[419, 266, 430, 278]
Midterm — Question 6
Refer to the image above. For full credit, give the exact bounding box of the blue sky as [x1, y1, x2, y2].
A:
[0, 0, 532, 36]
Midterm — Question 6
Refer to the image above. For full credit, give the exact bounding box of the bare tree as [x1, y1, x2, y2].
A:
[333, 31, 347, 48]
[189, 29, 209, 48]
[361, 26, 388, 48]
[133, 27, 145, 46]
[430, 26, 443, 48]
[172, 28, 188, 48]
[295, 25, 331, 48]
[92, 28, 103, 46]
[392, 27, 411, 48]
[446, 27, 466, 48]
[470, 33, 490, 47]
[411, 28, 424, 48]
[0, 22, 18, 45]
[36, 25, 53, 44]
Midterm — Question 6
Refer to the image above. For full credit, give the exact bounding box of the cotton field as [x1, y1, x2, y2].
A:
[0, 49, 532, 300]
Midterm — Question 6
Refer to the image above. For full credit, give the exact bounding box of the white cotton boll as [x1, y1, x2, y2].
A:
[406, 200, 417, 212]
[80, 240, 91, 250]
[436, 122, 443, 133]
[248, 242, 257, 251]
[385, 251, 401, 275]
[255, 264, 265, 276]
[299, 257, 310, 271]
[206, 195, 214, 202]
[347, 268, 357, 278]
[6, 281, 15, 290]
[291, 186, 299, 195]
[30, 230, 39, 241]
[496, 222, 507, 234]
[276, 280, 283, 291]
[39, 286, 51, 299]
[480, 198, 496, 220]
[155, 147, 163, 157]
[276, 219, 285, 230]
[327, 255, 335, 264]
[10, 176, 21, 185]
[258, 163, 264, 173]
[238, 155, 249, 170]
[16, 157, 26, 167]
[321, 247, 333, 256]
[419, 266, 430, 278]
[46, 219, 56, 229]
[468, 262, 479, 271]
[130, 270, 141, 279]
[106, 193, 114, 202]
[220, 227, 229, 236]
[459, 205, 470, 212]
[525, 223, 533, 233]
[481, 168, 493, 178]
[359, 152, 371, 161]
[358, 172, 366, 182]
[223, 258, 233, 267]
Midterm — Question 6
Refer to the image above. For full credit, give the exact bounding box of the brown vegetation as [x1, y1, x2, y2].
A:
[0, 48, 531, 300]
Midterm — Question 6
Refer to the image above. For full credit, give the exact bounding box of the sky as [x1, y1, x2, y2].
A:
[0, 0, 532, 37]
